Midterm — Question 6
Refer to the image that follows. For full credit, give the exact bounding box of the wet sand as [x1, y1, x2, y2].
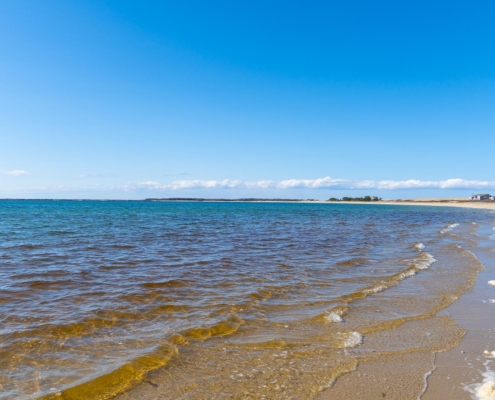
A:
[333, 200, 495, 399]
[422, 222, 495, 400]
[334, 201, 495, 399]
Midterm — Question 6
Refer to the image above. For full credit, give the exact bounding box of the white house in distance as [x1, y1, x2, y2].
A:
[470, 194, 493, 201]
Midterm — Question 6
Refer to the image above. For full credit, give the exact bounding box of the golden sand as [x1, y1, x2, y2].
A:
[340, 199, 495, 210]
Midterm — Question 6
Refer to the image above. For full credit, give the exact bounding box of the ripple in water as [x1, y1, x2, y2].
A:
[0, 200, 490, 399]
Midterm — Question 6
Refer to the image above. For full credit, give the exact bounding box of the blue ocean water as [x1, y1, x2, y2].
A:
[0, 200, 492, 399]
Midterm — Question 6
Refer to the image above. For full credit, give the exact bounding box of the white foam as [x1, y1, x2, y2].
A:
[440, 223, 459, 234]
[489, 281, 495, 286]
[364, 283, 388, 294]
[363, 253, 435, 296]
[342, 331, 362, 348]
[418, 367, 436, 400]
[415, 243, 425, 250]
[325, 312, 343, 322]
[465, 360, 495, 399]
[490, 299, 495, 304]
[399, 270, 417, 279]
[478, 381, 495, 398]
[416, 253, 437, 270]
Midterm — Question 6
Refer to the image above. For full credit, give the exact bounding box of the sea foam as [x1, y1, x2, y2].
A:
[362, 253, 436, 296]
[415, 243, 425, 250]
[363, 283, 388, 294]
[440, 223, 459, 234]
[325, 312, 343, 323]
[465, 360, 495, 399]
[342, 331, 362, 348]
[416, 253, 437, 270]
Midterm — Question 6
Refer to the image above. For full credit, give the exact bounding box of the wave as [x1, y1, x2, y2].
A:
[416, 252, 436, 269]
[440, 223, 459, 234]
[41, 344, 177, 400]
[335, 258, 369, 267]
[180, 316, 244, 341]
[344, 252, 436, 299]
[36, 315, 245, 399]
[140, 280, 188, 289]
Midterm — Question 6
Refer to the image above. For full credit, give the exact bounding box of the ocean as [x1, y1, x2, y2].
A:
[0, 200, 493, 399]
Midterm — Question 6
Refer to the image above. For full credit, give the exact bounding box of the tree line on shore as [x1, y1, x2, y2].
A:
[327, 196, 382, 202]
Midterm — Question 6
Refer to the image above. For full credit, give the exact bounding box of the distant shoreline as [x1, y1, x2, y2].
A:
[145, 198, 495, 210]
[2, 198, 495, 210]
[145, 197, 310, 202]
[340, 200, 495, 210]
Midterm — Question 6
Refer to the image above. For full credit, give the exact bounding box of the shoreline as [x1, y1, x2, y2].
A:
[335, 200, 495, 211]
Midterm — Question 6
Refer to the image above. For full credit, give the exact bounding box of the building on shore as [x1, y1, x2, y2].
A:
[470, 194, 491, 201]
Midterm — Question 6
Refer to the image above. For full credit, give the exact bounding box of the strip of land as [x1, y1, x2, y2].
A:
[357, 199, 495, 210]
[146, 197, 495, 210]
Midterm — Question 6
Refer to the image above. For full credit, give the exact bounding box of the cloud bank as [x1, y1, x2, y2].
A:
[122, 177, 495, 191]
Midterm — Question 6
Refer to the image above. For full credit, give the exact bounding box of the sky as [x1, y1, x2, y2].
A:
[1, 0, 494, 199]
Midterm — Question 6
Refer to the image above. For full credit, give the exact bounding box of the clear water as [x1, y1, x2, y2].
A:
[0, 200, 492, 399]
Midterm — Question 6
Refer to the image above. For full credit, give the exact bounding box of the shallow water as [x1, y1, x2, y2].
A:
[0, 200, 492, 399]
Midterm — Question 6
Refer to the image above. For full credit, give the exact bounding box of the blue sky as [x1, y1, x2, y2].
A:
[1, 0, 494, 199]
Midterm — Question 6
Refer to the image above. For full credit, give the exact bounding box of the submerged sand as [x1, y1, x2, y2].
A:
[106, 202, 495, 400]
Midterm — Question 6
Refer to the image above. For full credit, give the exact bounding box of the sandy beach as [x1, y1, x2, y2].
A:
[384, 200, 495, 210]
[339, 199, 495, 211]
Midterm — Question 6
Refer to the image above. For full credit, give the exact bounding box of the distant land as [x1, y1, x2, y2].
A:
[145, 196, 381, 202]
[145, 198, 309, 202]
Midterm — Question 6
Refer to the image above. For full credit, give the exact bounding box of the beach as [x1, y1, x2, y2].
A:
[337, 199, 495, 211]
[1, 200, 494, 399]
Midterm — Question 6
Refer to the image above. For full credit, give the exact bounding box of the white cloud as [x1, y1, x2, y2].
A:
[2, 170, 30, 176]
[124, 177, 495, 191]
[8, 177, 494, 196]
